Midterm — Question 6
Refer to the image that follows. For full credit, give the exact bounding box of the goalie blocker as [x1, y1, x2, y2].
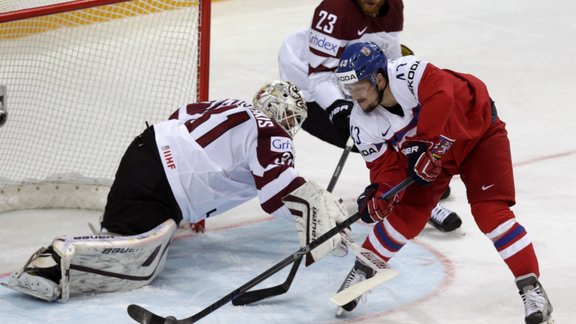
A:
[284, 180, 350, 266]
[2, 219, 177, 302]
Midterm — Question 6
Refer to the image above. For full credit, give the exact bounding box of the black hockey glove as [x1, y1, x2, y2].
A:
[326, 99, 353, 141]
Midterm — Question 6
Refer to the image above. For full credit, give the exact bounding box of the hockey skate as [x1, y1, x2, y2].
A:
[440, 185, 451, 200]
[335, 259, 376, 316]
[1, 246, 63, 301]
[516, 274, 554, 324]
[428, 203, 462, 233]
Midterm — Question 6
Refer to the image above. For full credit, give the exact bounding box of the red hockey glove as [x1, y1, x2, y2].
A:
[189, 219, 206, 233]
[357, 183, 399, 223]
[401, 139, 442, 187]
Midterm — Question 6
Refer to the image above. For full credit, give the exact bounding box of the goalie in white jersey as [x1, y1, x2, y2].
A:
[2, 81, 349, 302]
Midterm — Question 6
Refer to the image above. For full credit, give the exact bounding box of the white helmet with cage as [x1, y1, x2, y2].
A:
[252, 80, 307, 137]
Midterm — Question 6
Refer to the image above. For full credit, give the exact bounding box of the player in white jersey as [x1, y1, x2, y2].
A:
[2, 81, 350, 302]
[278, 0, 461, 233]
[333, 42, 553, 324]
[279, 0, 404, 149]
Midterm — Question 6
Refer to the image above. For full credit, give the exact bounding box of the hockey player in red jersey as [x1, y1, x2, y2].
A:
[2, 81, 350, 302]
[333, 42, 553, 324]
[278, 0, 461, 233]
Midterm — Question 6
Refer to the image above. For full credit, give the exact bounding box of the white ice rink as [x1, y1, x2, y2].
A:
[1, 0, 576, 323]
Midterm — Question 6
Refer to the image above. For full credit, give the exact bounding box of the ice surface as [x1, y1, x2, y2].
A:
[1, 0, 575, 323]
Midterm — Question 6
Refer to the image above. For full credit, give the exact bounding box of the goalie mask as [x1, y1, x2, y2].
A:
[253, 80, 307, 137]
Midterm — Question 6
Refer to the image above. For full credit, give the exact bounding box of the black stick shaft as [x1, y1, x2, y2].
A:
[327, 138, 353, 192]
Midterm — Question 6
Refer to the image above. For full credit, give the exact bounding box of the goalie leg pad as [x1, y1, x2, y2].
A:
[4, 219, 177, 302]
[283, 180, 349, 266]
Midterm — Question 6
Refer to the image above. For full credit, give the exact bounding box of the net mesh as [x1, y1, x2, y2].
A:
[0, 0, 206, 212]
[0, 0, 202, 188]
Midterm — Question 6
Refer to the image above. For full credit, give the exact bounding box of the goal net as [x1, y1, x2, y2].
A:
[0, 0, 210, 212]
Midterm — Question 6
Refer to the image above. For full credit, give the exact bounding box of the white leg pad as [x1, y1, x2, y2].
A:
[4, 219, 177, 302]
[57, 219, 177, 301]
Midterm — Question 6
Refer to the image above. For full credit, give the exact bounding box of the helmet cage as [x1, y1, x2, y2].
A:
[252, 81, 307, 137]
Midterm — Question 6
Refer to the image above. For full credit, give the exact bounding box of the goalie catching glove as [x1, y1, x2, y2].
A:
[284, 180, 350, 266]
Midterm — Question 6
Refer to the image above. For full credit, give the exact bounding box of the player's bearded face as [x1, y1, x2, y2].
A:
[356, 0, 385, 16]
[346, 80, 379, 112]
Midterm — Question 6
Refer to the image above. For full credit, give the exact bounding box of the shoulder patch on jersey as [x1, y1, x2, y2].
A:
[309, 29, 341, 57]
[406, 60, 422, 96]
[270, 136, 292, 153]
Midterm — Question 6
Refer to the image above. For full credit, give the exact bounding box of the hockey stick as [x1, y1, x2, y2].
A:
[232, 138, 355, 306]
[327, 137, 354, 192]
[127, 179, 414, 324]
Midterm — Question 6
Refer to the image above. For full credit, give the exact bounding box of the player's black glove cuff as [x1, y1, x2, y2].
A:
[326, 99, 353, 141]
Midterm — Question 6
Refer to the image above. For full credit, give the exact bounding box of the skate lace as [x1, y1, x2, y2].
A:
[431, 204, 452, 223]
[17, 247, 48, 279]
[343, 269, 363, 288]
[342, 269, 370, 303]
[521, 286, 546, 315]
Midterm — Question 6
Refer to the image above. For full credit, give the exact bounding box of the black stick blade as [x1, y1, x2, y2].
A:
[127, 304, 172, 324]
[232, 285, 288, 306]
[232, 256, 302, 306]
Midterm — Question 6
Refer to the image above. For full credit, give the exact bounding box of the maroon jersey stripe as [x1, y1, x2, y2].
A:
[196, 111, 251, 148]
[260, 177, 306, 214]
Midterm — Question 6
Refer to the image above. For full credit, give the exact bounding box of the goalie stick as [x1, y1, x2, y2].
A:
[127, 179, 414, 324]
[232, 138, 355, 306]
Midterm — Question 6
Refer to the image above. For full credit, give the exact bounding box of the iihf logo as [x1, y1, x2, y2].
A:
[162, 145, 176, 169]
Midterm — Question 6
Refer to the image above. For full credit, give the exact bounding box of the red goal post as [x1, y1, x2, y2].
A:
[0, 0, 211, 212]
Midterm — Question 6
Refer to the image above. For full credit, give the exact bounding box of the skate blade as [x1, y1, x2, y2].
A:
[335, 306, 345, 317]
[1, 281, 59, 301]
[448, 227, 466, 236]
[330, 269, 399, 306]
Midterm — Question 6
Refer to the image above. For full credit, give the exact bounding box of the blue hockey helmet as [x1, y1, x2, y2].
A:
[335, 42, 388, 91]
